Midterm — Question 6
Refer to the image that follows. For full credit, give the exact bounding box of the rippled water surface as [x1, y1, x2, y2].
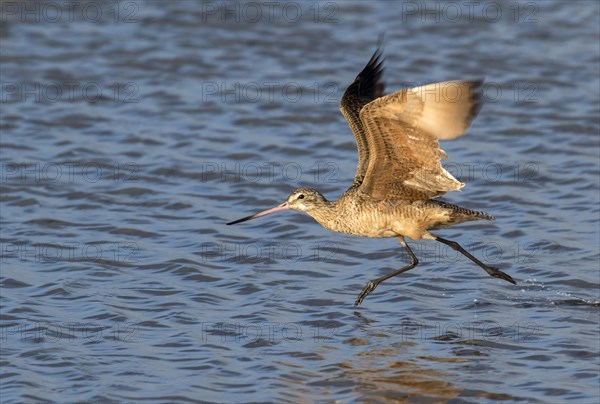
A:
[1, 1, 599, 403]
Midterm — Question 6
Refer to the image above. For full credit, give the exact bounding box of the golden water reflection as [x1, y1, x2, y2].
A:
[339, 344, 464, 403]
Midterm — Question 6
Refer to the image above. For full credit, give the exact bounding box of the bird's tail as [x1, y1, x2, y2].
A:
[430, 199, 495, 227]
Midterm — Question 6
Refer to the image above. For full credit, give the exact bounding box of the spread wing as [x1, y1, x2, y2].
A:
[340, 47, 385, 187]
[358, 80, 483, 201]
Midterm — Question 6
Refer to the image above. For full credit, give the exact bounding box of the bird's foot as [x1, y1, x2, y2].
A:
[355, 281, 378, 306]
[486, 266, 517, 285]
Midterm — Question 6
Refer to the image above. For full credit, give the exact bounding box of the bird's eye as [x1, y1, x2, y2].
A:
[298, 194, 305, 199]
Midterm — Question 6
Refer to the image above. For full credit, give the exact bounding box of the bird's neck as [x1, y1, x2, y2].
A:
[304, 200, 340, 229]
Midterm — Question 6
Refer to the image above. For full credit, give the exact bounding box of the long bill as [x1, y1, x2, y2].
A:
[226, 201, 289, 225]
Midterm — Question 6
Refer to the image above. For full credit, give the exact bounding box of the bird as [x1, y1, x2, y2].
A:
[227, 45, 516, 305]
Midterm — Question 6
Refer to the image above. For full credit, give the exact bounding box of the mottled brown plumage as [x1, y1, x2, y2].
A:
[228, 45, 516, 305]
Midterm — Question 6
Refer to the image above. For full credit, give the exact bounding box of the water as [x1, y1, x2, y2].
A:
[1, 1, 599, 403]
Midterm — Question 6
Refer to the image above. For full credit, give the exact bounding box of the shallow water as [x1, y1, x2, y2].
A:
[1, 1, 599, 403]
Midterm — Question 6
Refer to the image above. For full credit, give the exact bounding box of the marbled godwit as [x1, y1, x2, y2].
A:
[228, 46, 516, 305]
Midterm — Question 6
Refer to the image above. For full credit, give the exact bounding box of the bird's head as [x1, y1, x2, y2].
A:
[285, 188, 327, 212]
[226, 187, 327, 225]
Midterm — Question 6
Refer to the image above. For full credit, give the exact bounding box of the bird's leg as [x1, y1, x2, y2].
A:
[434, 235, 516, 285]
[355, 237, 418, 306]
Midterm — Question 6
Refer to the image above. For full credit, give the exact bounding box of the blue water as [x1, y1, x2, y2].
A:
[1, 1, 599, 403]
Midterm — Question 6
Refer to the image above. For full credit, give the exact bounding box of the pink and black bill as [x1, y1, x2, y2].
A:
[226, 201, 289, 225]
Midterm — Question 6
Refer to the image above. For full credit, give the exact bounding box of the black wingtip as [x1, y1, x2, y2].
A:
[349, 37, 386, 102]
[469, 79, 485, 121]
[368, 35, 385, 71]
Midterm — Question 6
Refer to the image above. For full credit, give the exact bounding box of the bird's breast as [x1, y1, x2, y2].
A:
[306, 198, 403, 238]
